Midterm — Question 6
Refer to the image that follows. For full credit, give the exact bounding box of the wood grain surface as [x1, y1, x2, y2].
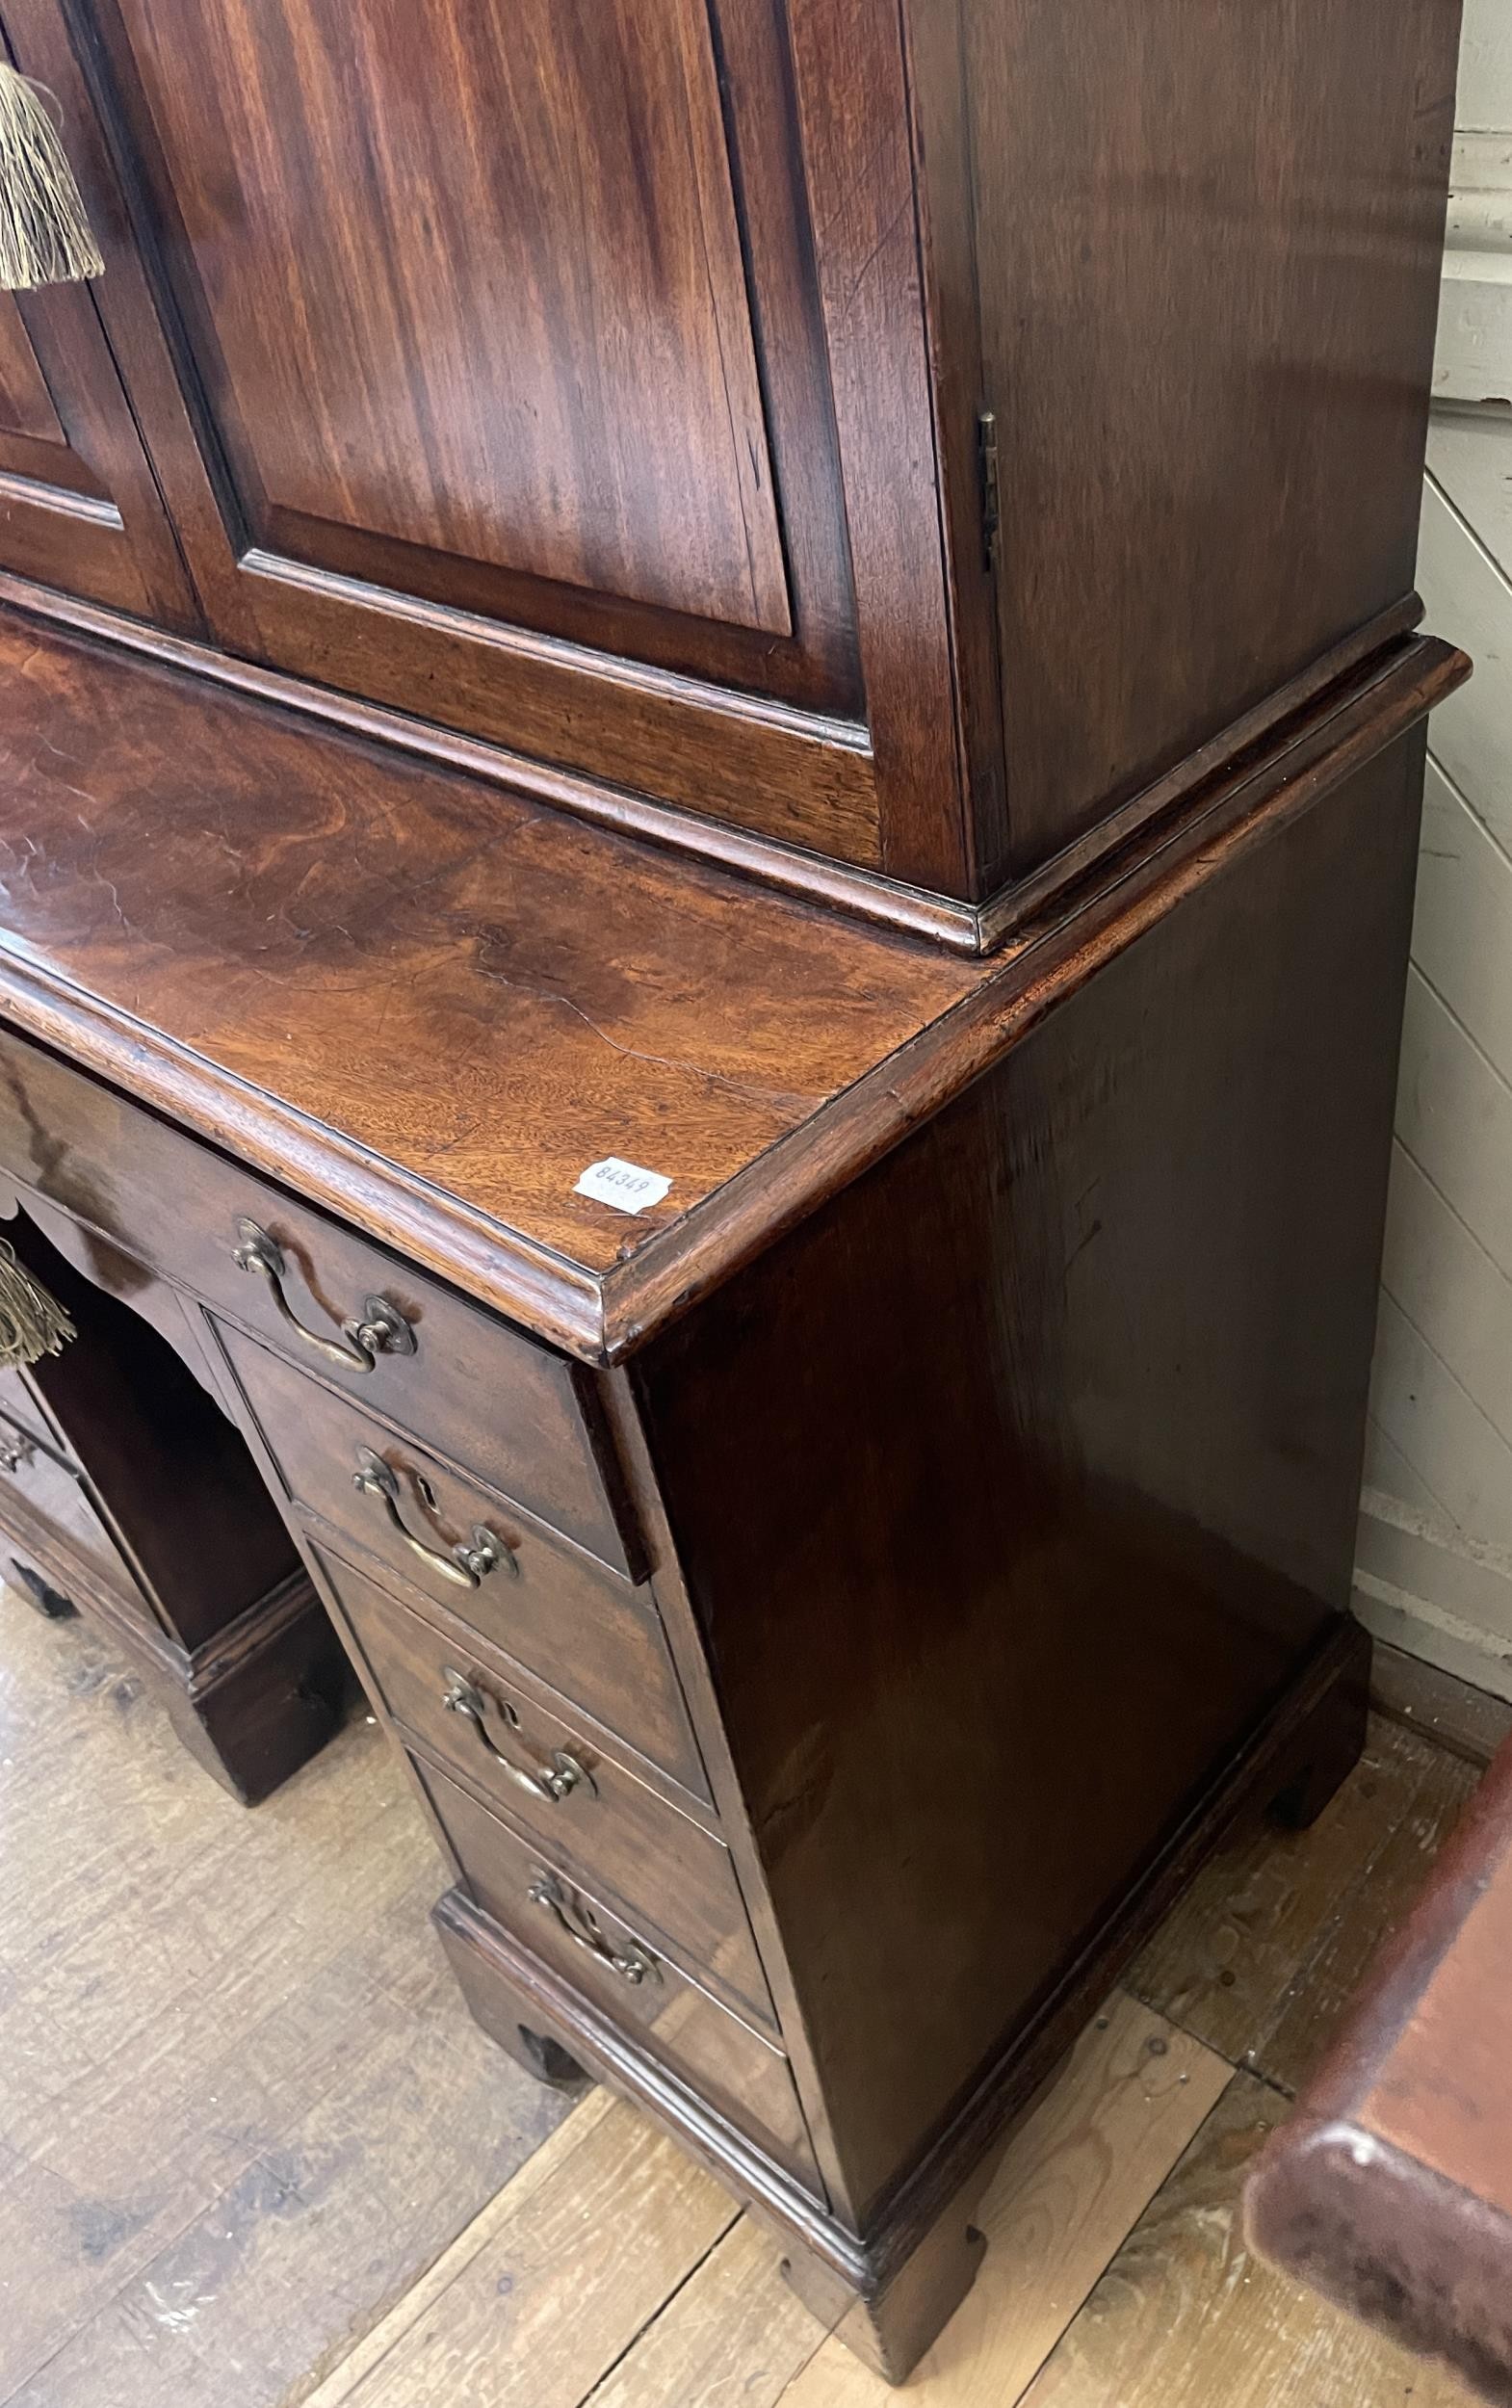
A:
[965, 0, 1457, 886]
[5, 1584, 1494, 2408]
[300, 2097, 737, 2408]
[1244, 1735, 1512, 2398]
[1132, 1714, 1478, 2091]
[0, 607, 1466, 1360]
[1017, 2075, 1473, 2408]
[22, 0, 881, 865]
[0, 1588, 569, 2408]
[0, 604, 971, 1334]
[773, 1993, 1230, 2406]
[104, 0, 790, 633]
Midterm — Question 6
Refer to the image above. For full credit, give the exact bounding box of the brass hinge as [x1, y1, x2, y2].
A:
[978, 407, 1002, 570]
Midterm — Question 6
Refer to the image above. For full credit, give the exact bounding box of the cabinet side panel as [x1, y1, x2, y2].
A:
[637, 729, 1423, 2219]
[968, 0, 1458, 884]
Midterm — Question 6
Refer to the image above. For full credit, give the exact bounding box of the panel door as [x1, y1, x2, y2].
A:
[26, 0, 960, 871]
[0, 25, 197, 628]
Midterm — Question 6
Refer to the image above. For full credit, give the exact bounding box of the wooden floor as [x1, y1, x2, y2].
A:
[1, 1589, 1498, 2408]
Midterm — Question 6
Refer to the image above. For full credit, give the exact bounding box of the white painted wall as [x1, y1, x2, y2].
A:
[1353, 0, 1512, 1695]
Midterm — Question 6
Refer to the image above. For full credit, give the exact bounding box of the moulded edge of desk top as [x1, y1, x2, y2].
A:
[0, 636, 1469, 1366]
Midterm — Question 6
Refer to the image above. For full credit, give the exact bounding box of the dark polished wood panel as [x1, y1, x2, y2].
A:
[0, 297, 66, 447]
[422, 1758, 825, 2198]
[40, 0, 890, 865]
[0, 1202, 348, 1798]
[784, 0, 973, 893]
[3, 1210, 298, 1653]
[322, 1545, 770, 2028]
[0, 264, 197, 625]
[106, 0, 788, 636]
[964, 0, 1459, 887]
[638, 729, 1425, 2222]
[0, 605, 978, 1322]
[0, 609, 1468, 1362]
[0, 1016, 643, 1574]
[0, 5, 200, 625]
[211, 1320, 706, 1794]
[0, 659, 1455, 2365]
[0, 0, 1465, 910]
[0, 1400, 131, 1603]
[0, 0, 1472, 2373]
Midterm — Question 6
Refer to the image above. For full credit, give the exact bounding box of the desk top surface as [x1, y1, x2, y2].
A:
[0, 609, 1461, 1359]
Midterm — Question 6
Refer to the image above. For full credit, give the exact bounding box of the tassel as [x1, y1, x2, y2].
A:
[0, 1239, 75, 1367]
[0, 64, 103, 291]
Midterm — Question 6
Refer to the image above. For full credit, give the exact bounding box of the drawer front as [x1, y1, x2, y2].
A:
[216, 1322, 706, 1795]
[0, 1410, 136, 1609]
[422, 1762, 821, 2200]
[0, 1023, 638, 1575]
[324, 1548, 771, 2029]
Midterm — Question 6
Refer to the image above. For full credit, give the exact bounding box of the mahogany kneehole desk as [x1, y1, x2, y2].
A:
[0, 608, 1467, 2377]
[0, 0, 1471, 2369]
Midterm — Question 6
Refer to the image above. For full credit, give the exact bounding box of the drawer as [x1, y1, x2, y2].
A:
[217, 1323, 707, 1796]
[422, 1761, 821, 2200]
[0, 1023, 638, 1576]
[0, 1408, 137, 1609]
[322, 1546, 771, 2030]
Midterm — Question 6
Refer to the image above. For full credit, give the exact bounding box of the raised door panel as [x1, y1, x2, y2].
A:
[60, 0, 930, 869]
[112, 0, 790, 639]
[0, 298, 67, 446]
[0, 47, 198, 631]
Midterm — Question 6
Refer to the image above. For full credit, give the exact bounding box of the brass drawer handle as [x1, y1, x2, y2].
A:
[0, 1427, 35, 1476]
[441, 1668, 594, 1804]
[528, 1871, 660, 1986]
[352, 1447, 515, 1589]
[233, 1219, 416, 1373]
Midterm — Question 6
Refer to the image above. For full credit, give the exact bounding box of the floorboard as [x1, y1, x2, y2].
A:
[0, 1591, 569, 2408]
[304, 2098, 738, 2408]
[1128, 1714, 1471, 2084]
[2, 1594, 1494, 2408]
[769, 1992, 1230, 2408]
[1017, 2076, 1473, 2408]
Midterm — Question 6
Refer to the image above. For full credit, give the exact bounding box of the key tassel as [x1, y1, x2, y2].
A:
[0, 1239, 75, 1367]
[0, 64, 103, 291]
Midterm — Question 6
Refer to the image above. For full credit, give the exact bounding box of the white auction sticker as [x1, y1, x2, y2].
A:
[574, 1157, 673, 1215]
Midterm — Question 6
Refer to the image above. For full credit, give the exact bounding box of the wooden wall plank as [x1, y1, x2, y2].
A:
[1410, 761, 1512, 1072]
[1395, 967, 1512, 1287]
[1428, 414, 1512, 580]
[1368, 1293, 1512, 1552]
[1361, 1411, 1458, 1526]
[1419, 480, 1512, 850]
[1358, 1495, 1512, 1649]
[1381, 1145, 1512, 1449]
[1366, 9, 1512, 1699]
[1456, 0, 1512, 125]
